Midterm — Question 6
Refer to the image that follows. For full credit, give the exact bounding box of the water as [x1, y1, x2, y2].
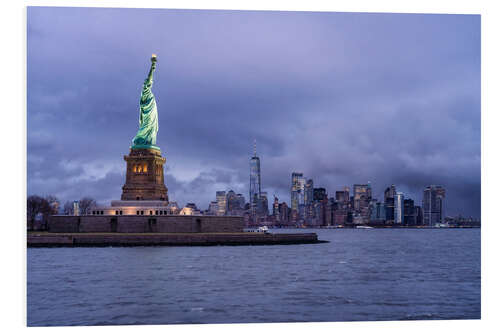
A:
[27, 229, 480, 326]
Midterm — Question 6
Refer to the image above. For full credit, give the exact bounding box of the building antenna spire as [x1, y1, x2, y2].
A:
[253, 139, 257, 157]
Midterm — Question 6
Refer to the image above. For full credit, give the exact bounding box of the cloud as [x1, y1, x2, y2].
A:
[27, 8, 480, 217]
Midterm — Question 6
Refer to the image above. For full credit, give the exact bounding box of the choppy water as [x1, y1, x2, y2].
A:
[27, 229, 480, 326]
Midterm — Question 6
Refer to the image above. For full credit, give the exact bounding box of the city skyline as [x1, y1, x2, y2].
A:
[27, 8, 480, 218]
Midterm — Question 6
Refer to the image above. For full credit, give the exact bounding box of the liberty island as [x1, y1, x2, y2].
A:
[28, 55, 322, 246]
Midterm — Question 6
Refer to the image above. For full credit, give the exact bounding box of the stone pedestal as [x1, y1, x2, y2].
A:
[121, 148, 168, 201]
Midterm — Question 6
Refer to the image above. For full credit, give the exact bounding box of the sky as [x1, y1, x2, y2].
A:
[27, 7, 481, 217]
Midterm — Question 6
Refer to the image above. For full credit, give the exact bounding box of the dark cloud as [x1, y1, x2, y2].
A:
[27, 8, 480, 217]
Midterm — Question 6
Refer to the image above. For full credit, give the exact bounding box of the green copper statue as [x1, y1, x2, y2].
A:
[132, 54, 159, 150]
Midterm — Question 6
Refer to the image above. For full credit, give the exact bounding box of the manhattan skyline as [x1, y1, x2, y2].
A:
[27, 7, 480, 217]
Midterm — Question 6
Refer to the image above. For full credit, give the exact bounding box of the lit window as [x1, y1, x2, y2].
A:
[133, 165, 137, 173]
[143, 164, 148, 172]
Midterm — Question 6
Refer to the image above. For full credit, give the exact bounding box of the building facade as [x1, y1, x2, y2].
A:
[353, 184, 372, 223]
[384, 185, 396, 223]
[394, 192, 404, 224]
[249, 143, 262, 214]
[423, 185, 446, 226]
[216, 191, 227, 216]
[291, 172, 305, 213]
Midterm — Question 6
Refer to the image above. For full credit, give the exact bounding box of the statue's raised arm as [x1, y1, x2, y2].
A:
[132, 54, 160, 149]
[142, 55, 157, 99]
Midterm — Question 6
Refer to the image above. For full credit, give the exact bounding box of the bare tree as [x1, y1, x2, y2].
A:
[27, 195, 50, 231]
[79, 197, 97, 215]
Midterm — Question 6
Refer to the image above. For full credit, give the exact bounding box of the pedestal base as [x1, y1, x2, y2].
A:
[121, 148, 168, 201]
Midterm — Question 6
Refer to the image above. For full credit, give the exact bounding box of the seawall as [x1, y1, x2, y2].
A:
[27, 232, 325, 247]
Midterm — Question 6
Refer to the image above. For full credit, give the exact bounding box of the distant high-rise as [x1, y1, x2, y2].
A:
[278, 201, 290, 225]
[384, 185, 397, 202]
[216, 191, 227, 216]
[249, 140, 261, 214]
[236, 194, 245, 210]
[335, 186, 350, 203]
[415, 205, 423, 225]
[384, 185, 396, 223]
[272, 196, 280, 220]
[353, 183, 372, 223]
[226, 190, 240, 212]
[370, 201, 386, 223]
[332, 186, 351, 225]
[394, 192, 404, 224]
[423, 185, 446, 226]
[403, 198, 415, 225]
[260, 192, 269, 215]
[208, 201, 218, 215]
[304, 179, 314, 205]
[291, 172, 305, 212]
[313, 188, 327, 201]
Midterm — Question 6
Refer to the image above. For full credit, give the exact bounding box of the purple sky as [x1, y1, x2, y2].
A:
[27, 7, 480, 217]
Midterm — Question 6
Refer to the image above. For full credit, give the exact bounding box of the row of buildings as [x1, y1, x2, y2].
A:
[287, 176, 447, 227]
[197, 144, 454, 228]
[203, 181, 448, 228]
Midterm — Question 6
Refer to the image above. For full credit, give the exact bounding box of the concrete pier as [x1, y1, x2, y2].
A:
[27, 232, 326, 247]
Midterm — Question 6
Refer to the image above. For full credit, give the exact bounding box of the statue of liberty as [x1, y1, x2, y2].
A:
[132, 54, 159, 149]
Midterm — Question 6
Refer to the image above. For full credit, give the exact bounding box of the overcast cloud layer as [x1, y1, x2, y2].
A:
[27, 7, 480, 217]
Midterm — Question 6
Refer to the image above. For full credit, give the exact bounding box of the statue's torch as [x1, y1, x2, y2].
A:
[151, 53, 157, 63]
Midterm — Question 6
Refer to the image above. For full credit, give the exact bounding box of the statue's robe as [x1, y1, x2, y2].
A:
[132, 64, 158, 147]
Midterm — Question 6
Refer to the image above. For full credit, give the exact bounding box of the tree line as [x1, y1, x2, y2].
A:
[27, 195, 96, 231]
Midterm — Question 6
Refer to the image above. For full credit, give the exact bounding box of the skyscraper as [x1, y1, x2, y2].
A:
[394, 192, 404, 224]
[236, 194, 245, 210]
[249, 140, 261, 214]
[370, 200, 386, 223]
[313, 188, 327, 201]
[415, 205, 423, 225]
[216, 191, 227, 216]
[384, 184, 396, 223]
[304, 179, 314, 205]
[260, 192, 269, 215]
[423, 185, 446, 226]
[333, 186, 350, 225]
[291, 172, 305, 212]
[384, 185, 397, 202]
[403, 198, 415, 225]
[208, 201, 218, 215]
[335, 186, 350, 203]
[353, 183, 372, 223]
[312, 188, 328, 226]
[272, 195, 279, 221]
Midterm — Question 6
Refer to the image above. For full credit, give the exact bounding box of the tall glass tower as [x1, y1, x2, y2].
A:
[394, 192, 405, 224]
[422, 185, 445, 226]
[291, 172, 305, 212]
[249, 140, 261, 213]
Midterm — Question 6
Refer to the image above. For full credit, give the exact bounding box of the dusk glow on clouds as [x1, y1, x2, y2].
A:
[27, 7, 480, 217]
